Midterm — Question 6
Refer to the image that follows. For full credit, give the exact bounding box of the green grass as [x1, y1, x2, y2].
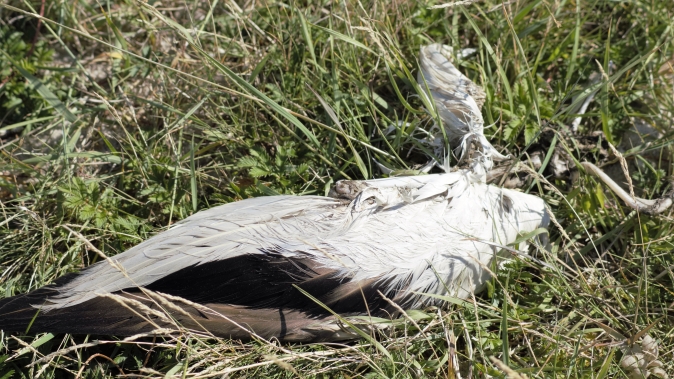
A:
[1, 0, 673, 377]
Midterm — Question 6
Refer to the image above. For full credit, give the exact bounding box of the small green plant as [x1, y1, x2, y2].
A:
[237, 142, 311, 194]
[0, 24, 56, 128]
[57, 178, 142, 238]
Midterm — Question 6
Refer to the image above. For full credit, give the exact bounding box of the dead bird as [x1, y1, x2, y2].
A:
[0, 45, 667, 342]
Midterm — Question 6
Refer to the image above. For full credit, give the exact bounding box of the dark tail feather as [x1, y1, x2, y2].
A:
[0, 295, 159, 336]
[0, 274, 160, 336]
[0, 285, 356, 341]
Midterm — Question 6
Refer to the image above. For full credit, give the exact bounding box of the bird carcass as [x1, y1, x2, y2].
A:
[0, 45, 550, 342]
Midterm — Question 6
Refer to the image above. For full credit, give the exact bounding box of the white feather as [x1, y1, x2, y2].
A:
[418, 44, 508, 169]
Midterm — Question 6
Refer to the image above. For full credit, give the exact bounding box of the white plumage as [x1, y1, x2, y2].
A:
[47, 170, 549, 310]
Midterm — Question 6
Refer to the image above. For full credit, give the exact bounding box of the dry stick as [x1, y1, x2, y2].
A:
[460, 316, 474, 379]
[131, 289, 295, 357]
[25, 0, 46, 58]
[604, 142, 649, 325]
[581, 162, 673, 214]
[607, 143, 636, 200]
[446, 329, 464, 379]
[8, 336, 43, 361]
[0, 212, 23, 228]
[437, 312, 459, 379]
[139, 289, 241, 345]
[74, 353, 125, 379]
[99, 293, 171, 324]
[142, 336, 157, 367]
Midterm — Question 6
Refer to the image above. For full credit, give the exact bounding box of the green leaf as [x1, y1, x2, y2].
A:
[22, 152, 122, 164]
[460, 6, 514, 113]
[164, 361, 185, 377]
[257, 182, 281, 196]
[190, 136, 198, 213]
[102, 10, 128, 51]
[501, 280, 509, 366]
[524, 123, 539, 145]
[311, 24, 374, 53]
[237, 156, 258, 168]
[249, 167, 270, 178]
[405, 310, 433, 321]
[0, 115, 57, 132]
[594, 183, 606, 208]
[297, 10, 326, 73]
[512, 228, 549, 246]
[13, 333, 54, 357]
[595, 347, 615, 379]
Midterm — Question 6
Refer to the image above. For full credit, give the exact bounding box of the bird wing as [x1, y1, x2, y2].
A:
[46, 195, 344, 308]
